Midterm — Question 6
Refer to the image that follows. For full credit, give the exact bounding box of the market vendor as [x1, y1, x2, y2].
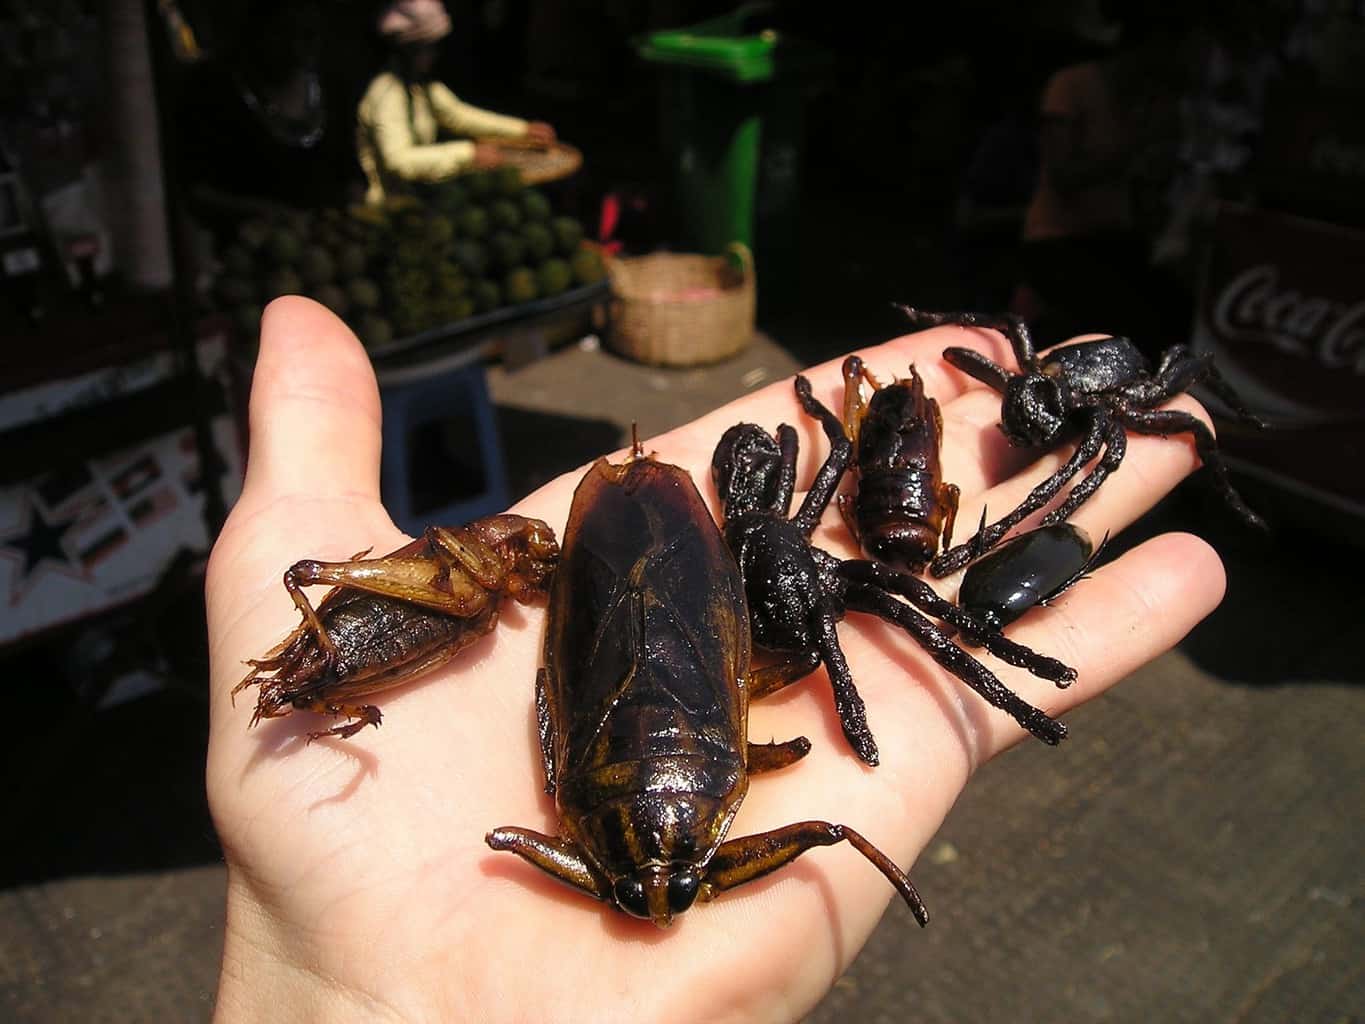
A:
[357, 0, 555, 204]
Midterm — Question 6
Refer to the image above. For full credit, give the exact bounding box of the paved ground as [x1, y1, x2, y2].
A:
[2, 323, 1362, 1022]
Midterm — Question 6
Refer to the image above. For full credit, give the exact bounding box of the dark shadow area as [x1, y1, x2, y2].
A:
[495, 403, 625, 501]
[1100, 478, 1365, 688]
[407, 412, 492, 518]
[0, 685, 220, 889]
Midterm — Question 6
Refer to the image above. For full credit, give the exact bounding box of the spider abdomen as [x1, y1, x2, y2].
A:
[1040, 336, 1149, 394]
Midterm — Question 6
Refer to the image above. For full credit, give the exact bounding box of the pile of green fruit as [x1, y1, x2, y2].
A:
[213, 166, 606, 349]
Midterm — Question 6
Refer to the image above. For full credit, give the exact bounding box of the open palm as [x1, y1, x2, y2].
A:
[206, 297, 1225, 1023]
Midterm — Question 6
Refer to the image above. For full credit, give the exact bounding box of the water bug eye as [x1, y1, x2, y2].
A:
[667, 870, 701, 914]
[612, 877, 649, 919]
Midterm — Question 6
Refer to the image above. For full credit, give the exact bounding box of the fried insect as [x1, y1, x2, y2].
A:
[839, 355, 959, 573]
[487, 445, 929, 927]
[711, 377, 1076, 765]
[897, 307, 1266, 577]
[957, 521, 1105, 637]
[234, 514, 558, 740]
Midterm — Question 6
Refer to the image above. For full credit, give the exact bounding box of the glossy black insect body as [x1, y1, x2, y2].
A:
[958, 523, 1101, 634]
[712, 378, 1077, 764]
[487, 449, 929, 928]
[898, 308, 1267, 577]
[840, 356, 960, 573]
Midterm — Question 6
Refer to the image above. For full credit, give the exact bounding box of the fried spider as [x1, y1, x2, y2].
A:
[897, 308, 1268, 578]
[711, 376, 1076, 766]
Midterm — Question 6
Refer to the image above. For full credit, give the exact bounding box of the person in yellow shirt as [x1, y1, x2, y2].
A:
[357, 0, 555, 204]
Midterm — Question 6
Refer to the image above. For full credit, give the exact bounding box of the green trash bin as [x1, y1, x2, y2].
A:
[636, 4, 825, 302]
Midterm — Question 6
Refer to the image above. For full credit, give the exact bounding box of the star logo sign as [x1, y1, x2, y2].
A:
[0, 495, 84, 605]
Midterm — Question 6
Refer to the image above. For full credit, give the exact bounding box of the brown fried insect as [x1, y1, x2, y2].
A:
[487, 446, 929, 928]
[839, 356, 960, 573]
[233, 514, 558, 740]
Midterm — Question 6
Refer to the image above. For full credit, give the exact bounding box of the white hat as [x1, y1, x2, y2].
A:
[377, 0, 451, 44]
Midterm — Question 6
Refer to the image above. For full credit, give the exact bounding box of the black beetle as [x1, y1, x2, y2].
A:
[958, 522, 1104, 637]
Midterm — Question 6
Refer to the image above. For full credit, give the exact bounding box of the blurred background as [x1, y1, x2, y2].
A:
[1, 1, 1361, 1020]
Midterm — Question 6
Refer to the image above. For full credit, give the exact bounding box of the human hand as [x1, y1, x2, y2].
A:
[523, 121, 556, 146]
[471, 141, 503, 169]
[207, 297, 1225, 1022]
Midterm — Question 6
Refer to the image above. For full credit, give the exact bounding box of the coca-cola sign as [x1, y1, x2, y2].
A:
[1194, 203, 1365, 519]
[1195, 204, 1365, 425]
[1213, 265, 1365, 374]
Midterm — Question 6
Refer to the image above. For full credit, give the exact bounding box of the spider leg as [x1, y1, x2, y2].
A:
[897, 307, 1039, 370]
[1118, 406, 1267, 529]
[838, 559, 1076, 686]
[810, 602, 880, 765]
[843, 582, 1067, 746]
[793, 375, 853, 537]
[942, 346, 1014, 393]
[1040, 415, 1127, 526]
[930, 411, 1108, 577]
[1125, 347, 1268, 429]
[774, 423, 800, 518]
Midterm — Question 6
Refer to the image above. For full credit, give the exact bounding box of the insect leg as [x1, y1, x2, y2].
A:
[942, 347, 1014, 392]
[536, 668, 557, 794]
[290, 699, 383, 742]
[836, 493, 862, 543]
[930, 410, 1107, 577]
[1040, 416, 1127, 526]
[747, 650, 822, 700]
[284, 537, 496, 619]
[1128, 347, 1268, 429]
[841, 355, 871, 447]
[701, 820, 929, 927]
[811, 605, 880, 765]
[485, 828, 610, 902]
[747, 737, 812, 773]
[939, 482, 961, 551]
[281, 562, 342, 664]
[838, 561, 1076, 686]
[774, 424, 799, 518]
[792, 375, 853, 537]
[898, 307, 1040, 370]
[844, 582, 1068, 745]
[426, 525, 506, 591]
[1119, 406, 1267, 529]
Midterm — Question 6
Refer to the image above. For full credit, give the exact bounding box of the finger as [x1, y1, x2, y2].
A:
[239, 297, 383, 507]
[782, 530, 1224, 806]
[968, 531, 1226, 760]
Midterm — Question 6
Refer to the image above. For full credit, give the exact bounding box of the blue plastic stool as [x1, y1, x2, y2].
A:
[377, 358, 510, 536]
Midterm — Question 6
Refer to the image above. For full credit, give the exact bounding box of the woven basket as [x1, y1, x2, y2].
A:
[605, 243, 755, 367]
[490, 139, 583, 185]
